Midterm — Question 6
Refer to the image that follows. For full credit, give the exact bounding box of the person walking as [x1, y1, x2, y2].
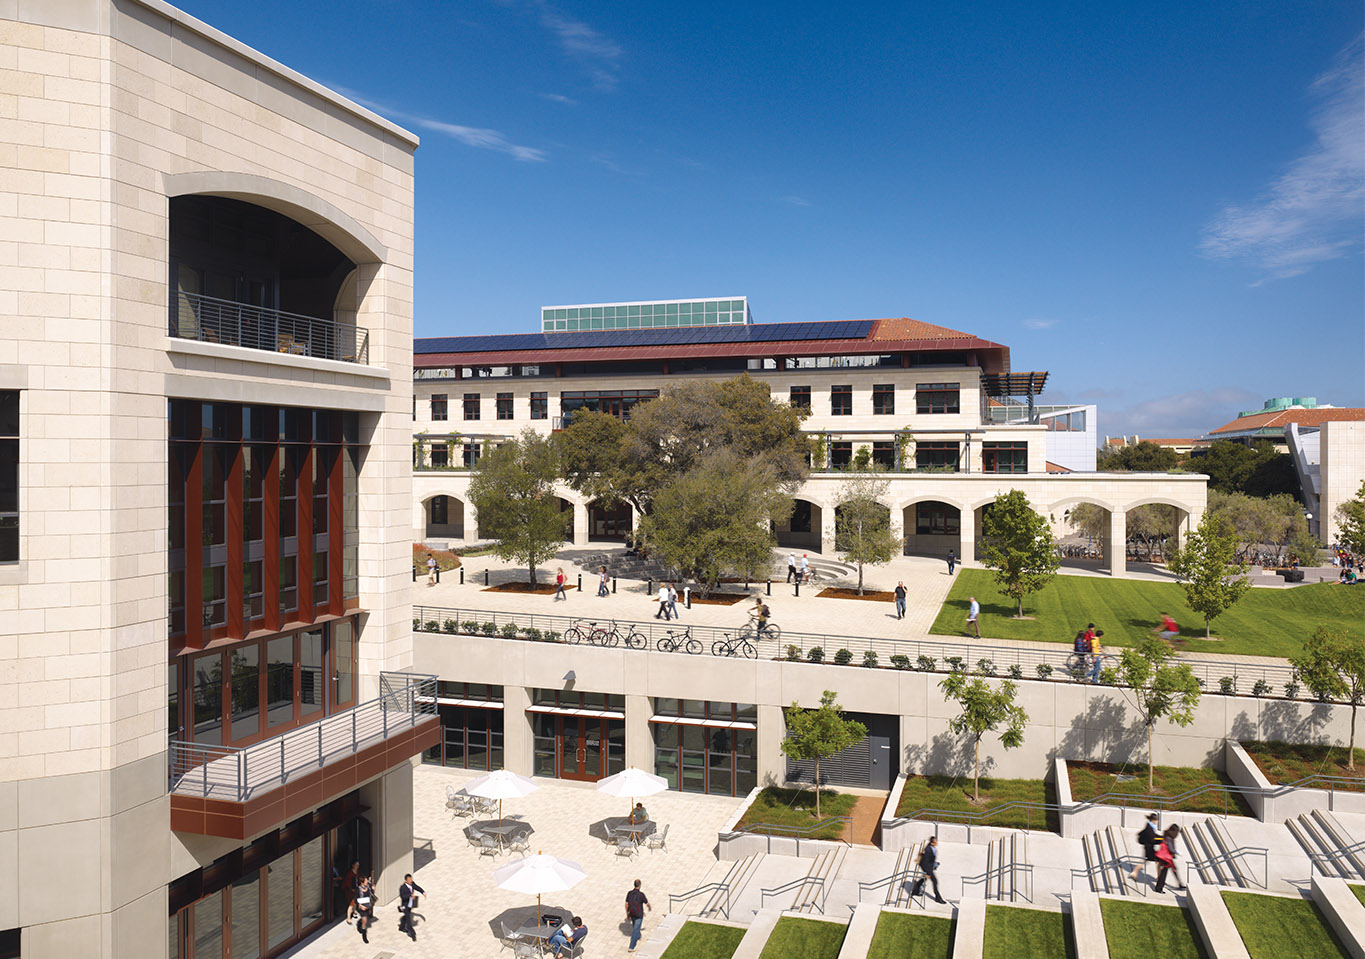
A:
[625, 878, 651, 952]
[787, 552, 798, 584]
[799, 554, 811, 584]
[426, 554, 438, 587]
[351, 876, 374, 943]
[1130, 813, 1159, 883]
[667, 583, 680, 619]
[655, 583, 671, 620]
[397, 873, 425, 940]
[910, 836, 947, 903]
[946, 549, 956, 575]
[1153, 824, 1186, 893]
[1087, 629, 1106, 683]
[894, 581, 907, 619]
[597, 565, 610, 598]
[966, 596, 980, 638]
[554, 567, 567, 601]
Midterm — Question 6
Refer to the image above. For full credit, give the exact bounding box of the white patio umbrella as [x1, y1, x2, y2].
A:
[465, 769, 538, 829]
[493, 851, 587, 928]
[595, 765, 667, 816]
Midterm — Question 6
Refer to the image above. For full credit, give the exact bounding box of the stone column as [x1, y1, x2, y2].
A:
[820, 508, 837, 556]
[889, 505, 904, 551]
[359, 760, 414, 906]
[624, 694, 653, 771]
[502, 685, 534, 777]
[757, 704, 786, 787]
[573, 501, 588, 546]
[1108, 509, 1126, 577]
[958, 505, 975, 565]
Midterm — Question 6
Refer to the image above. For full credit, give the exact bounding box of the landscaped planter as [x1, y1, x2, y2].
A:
[882, 771, 1057, 847]
[1224, 740, 1365, 823]
[1057, 757, 1254, 837]
[716, 786, 850, 861]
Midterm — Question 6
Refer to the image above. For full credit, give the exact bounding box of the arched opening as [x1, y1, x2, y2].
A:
[1122, 502, 1192, 565]
[556, 497, 575, 542]
[774, 499, 823, 552]
[168, 194, 365, 362]
[588, 500, 632, 542]
[903, 501, 964, 560]
[423, 494, 465, 541]
[1051, 499, 1123, 574]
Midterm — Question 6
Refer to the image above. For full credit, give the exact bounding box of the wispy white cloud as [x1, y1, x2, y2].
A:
[779, 195, 812, 207]
[1022, 317, 1057, 330]
[1104, 387, 1261, 439]
[1200, 33, 1365, 281]
[589, 152, 644, 176]
[339, 89, 547, 162]
[535, 3, 623, 91]
[540, 93, 578, 105]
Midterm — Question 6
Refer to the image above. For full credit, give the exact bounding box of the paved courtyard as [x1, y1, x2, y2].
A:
[285, 763, 743, 959]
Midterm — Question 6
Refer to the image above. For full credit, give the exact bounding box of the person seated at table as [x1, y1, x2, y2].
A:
[629, 802, 648, 824]
[547, 915, 587, 957]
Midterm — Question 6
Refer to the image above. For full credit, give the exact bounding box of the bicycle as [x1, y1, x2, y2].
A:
[1066, 652, 1116, 681]
[590, 620, 648, 649]
[656, 627, 701, 655]
[712, 631, 757, 659]
[741, 618, 782, 645]
[563, 619, 596, 645]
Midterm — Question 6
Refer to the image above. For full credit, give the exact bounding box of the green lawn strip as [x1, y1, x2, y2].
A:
[1067, 761, 1254, 816]
[1100, 899, 1208, 959]
[931, 569, 1364, 659]
[659, 920, 748, 959]
[1221, 891, 1349, 959]
[735, 787, 859, 840]
[1352, 884, 1365, 908]
[757, 916, 847, 959]
[1239, 740, 1365, 791]
[895, 774, 1058, 831]
[865, 911, 954, 959]
[983, 906, 1075, 959]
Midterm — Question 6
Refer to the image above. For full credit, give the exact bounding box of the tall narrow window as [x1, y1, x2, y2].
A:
[872, 384, 895, 415]
[463, 393, 481, 421]
[1, 391, 19, 562]
[430, 393, 447, 421]
[831, 385, 852, 416]
[789, 386, 810, 410]
[530, 392, 547, 420]
[496, 392, 513, 420]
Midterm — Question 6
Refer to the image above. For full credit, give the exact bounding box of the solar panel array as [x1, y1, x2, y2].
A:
[416, 320, 875, 355]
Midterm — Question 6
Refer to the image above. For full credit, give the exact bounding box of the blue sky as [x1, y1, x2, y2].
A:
[181, 0, 1363, 439]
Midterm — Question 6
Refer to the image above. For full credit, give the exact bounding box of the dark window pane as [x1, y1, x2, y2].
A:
[229, 644, 260, 740]
[300, 630, 322, 717]
[192, 889, 222, 959]
[230, 871, 261, 959]
[266, 635, 293, 728]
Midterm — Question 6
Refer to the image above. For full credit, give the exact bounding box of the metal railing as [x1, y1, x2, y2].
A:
[760, 875, 827, 914]
[410, 605, 1322, 700]
[668, 882, 731, 919]
[169, 291, 369, 364]
[731, 817, 852, 856]
[168, 671, 436, 801]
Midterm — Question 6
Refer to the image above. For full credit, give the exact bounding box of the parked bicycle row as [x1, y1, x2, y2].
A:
[559, 618, 781, 658]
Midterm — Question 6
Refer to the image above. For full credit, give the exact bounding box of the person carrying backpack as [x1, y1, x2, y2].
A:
[1130, 813, 1159, 883]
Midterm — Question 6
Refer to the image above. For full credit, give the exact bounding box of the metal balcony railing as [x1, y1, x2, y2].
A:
[168, 672, 435, 802]
[169, 291, 370, 365]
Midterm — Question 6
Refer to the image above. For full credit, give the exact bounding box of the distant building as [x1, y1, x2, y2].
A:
[1104, 436, 1203, 457]
[1204, 398, 1365, 452]
[1287, 421, 1365, 544]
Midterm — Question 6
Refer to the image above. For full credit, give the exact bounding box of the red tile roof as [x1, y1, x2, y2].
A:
[1207, 408, 1365, 435]
[869, 318, 975, 341]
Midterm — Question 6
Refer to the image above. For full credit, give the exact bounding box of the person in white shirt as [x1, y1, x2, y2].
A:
[786, 553, 798, 583]
[655, 584, 671, 620]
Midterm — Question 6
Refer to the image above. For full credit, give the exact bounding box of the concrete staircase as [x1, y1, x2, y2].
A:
[758, 845, 848, 915]
[1080, 826, 1135, 896]
[1287, 809, 1365, 880]
[1182, 818, 1265, 889]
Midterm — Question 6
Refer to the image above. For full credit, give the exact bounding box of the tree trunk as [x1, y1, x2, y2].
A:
[1205, 613, 1211, 639]
[1351, 702, 1358, 771]
[814, 758, 822, 817]
[1017, 596, 1023, 617]
[1148, 724, 1155, 791]
[973, 738, 981, 802]
[857, 563, 864, 596]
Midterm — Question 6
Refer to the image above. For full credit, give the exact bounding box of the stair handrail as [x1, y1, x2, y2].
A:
[667, 881, 730, 919]
[760, 875, 825, 914]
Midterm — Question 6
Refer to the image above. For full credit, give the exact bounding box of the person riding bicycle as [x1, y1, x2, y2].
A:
[748, 598, 772, 638]
[1154, 613, 1183, 647]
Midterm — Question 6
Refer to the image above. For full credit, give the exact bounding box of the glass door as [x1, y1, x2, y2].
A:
[557, 717, 585, 780]
[330, 619, 355, 713]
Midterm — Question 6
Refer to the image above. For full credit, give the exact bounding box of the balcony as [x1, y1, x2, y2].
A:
[168, 672, 438, 838]
[169, 292, 370, 365]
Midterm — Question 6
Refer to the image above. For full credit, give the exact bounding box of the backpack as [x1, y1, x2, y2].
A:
[1074, 635, 1088, 654]
[759, 604, 770, 619]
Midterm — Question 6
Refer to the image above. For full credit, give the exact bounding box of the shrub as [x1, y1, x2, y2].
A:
[1098, 667, 1119, 686]
[945, 655, 966, 673]
[500, 622, 519, 639]
[890, 654, 910, 670]
[786, 645, 802, 662]
[544, 630, 562, 643]
[834, 648, 853, 666]
[443, 618, 458, 634]
[412, 618, 421, 632]
[1036, 663, 1054, 680]
[917, 654, 937, 672]
[1251, 679, 1272, 698]
[481, 621, 497, 636]
[525, 627, 542, 642]
[423, 620, 439, 633]
[807, 647, 825, 664]
[1007, 664, 1024, 679]
[862, 650, 879, 668]
[1218, 676, 1237, 695]
[1284, 681, 1299, 699]
[976, 658, 996, 676]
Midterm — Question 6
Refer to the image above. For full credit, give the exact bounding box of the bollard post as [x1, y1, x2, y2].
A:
[646, 579, 652, 596]
[612, 578, 617, 594]
[685, 586, 691, 609]
[577, 573, 582, 592]
[485, 569, 490, 587]
[435, 567, 440, 584]
[412, 565, 417, 583]
[459, 568, 464, 585]
[795, 579, 800, 597]
[766, 580, 771, 596]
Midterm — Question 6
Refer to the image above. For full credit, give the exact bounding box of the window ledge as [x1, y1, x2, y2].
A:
[166, 337, 391, 382]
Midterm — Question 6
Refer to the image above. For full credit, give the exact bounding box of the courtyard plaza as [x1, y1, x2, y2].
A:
[414, 549, 1299, 673]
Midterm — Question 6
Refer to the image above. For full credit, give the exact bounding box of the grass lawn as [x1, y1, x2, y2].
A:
[1100, 899, 1208, 959]
[1221, 892, 1347, 959]
[983, 906, 1075, 959]
[866, 912, 954, 959]
[1068, 761, 1255, 816]
[1352, 884, 1365, 908]
[659, 920, 748, 959]
[757, 917, 847, 959]
[895, 774, 1058, 831]
[931, 570, 1365, 659]
[735, 787, 859, 840]
[1240, 740, 1365, 790]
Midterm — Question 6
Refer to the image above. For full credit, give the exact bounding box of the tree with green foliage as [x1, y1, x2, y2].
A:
[1334, 481, 1365, 557]
[556, 373, 811, 519]
[980, 490, 1060, 616]
[834, 471, 900, 595]
[637, 450, 790, 596]
[1068, 503, 1179, 561]
[1191, 439, 1298, 497]
[939, 673, 1028, 802]
[1166, 513, 1251, 638]
[1099, 441, 1180, 472]
[1291, 627, 1365, 769]
[466, 429, 566, 584]
[781, 690, 868, 817]
[1206, 490, 1319, 566]
[1115, 639, 1202, 789]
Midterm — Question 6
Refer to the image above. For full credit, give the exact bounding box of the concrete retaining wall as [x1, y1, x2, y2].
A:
[1310, 875, 1365, 959]
[1224, 740, 1365, 822]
